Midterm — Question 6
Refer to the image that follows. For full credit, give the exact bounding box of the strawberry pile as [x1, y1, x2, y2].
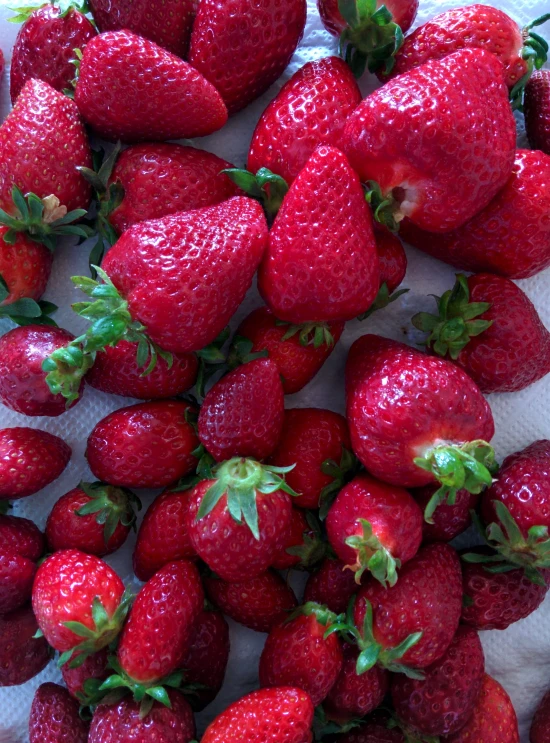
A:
[0, 0, 550, 742]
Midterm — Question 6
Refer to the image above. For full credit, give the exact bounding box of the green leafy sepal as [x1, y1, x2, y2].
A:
[222, 167, 288, 225]
[345, 518, 400, 586]
[76, 481, 141, 545]
[318, 446, 361, 520]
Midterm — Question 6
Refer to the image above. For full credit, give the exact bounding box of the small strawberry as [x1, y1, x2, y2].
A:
[531, 689, 550, 743]
[414, 486, 478, 544]
[324, 644, 389, 722]
[0, 427, 71, 500]
[29, 682, 88, 743]
[0, 604, 52, 686]
[0, 547, 36, 613]
[86, 401, 199, 489]
[75, 30, 228, 142]
[61, 647, 109, 703]
[525, 69, 550, 154]
[0, 514, 44, 560]
[181, 607, 230, 710]
[0, 231, 53, 312]
[272, 509, 325, 571]
[304, 557, 359, 615]
[204, 570, 298, 633]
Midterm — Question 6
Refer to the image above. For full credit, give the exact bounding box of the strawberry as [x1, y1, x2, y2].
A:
[204, 570, 298, 633]
[342, 49, 516, 234]
[247, 57, 362, 185]
[201, 687, 315, 743]
[531, 689, 550, 743]
[188, 0, 307, 114]
[319, 0, 417, 36]
[414, 486, 478, 544]
[400, 150, 550, 279]
[346, 334, 496, 520]
[0, 604, 52, 686]
[181, 607, 230, 710]
[0, 231, 53, 310]
[0, 514, 44, 561]
[46, 482, 141, 557]
[0, 427, 71, 500]
[525, 69, 550, 154]
[272, 509, 325, 571]
[413, 273, 550, 394]
[303, 557, 359, 615]
[375, 226, 408, 294]
[10, 2, 96, 102]
[198, 358, 284, 462]
[0, 547, 36, 613]
[235, 307, 345, 394]
[392, 626, 485, 736]
[75, 30, 228, 142]
[324, 644, 389, 722]
[29, 682, 88, 743]
[258, 146, 379, 323]
[61, 647, 109, 703]
[338, 712, 405, 742]
[86, 401, 199, 489]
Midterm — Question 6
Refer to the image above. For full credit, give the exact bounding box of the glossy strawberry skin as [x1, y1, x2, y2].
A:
[346, 335, 494, 488]
[236, 307, 344, 394]
[354, 543, 463, 669]
[0, 79, 91, 214]
[0, 514, 44, 561]
[62, 647, 109, 701]
[375, 227, 407, 293]
[0, 230, 52, 305]
[259, 145, 379, 323]
[324, 644, 389, 722]
[531, 689, 550, 743]
[102, 197, 268, 353]
[318, 0, 418, 36]
[342, 49, 515, 234]
[0, 547, 35, 613]
[303, 557, 359, 615]
[182, 608, 230, 710]
[205, 570, 298, 633]
[525, 70, 550, 155]
[247, 57, 362, 184]
[29, 682, 88, 743]
[0, 604, 51, 686]
[400, 150, 550, 280]
[414, 487, 478, 543]
[86, 401, 198, 489]
[189, 0, 307, 114]
[0, 325, 82, 417]
[198, 359, 284, 462]
[0, 427, 71, 500]
[10, 5, 96, 103]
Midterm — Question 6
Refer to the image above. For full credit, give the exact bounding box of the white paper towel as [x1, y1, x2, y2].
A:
[0, 0, 548, 740]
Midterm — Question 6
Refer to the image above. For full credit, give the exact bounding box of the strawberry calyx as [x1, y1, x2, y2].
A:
[345, 518, 400, 587]
[8, 0, 91, 24]
[75, 481, 142, 545]
[222, 167, 289, 225]
[365, 181, 401, 233]
[0, 273, 58, 327]
[319, 446, 361, 520]
[284, 512, 327, 570]
[358, 283, 409, 321]
[194, 326, 233, 402]
[512, 14, 550, 109]
[275, 320, 336, 349]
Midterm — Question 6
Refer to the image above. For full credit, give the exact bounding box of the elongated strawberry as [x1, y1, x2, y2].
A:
[525, 69, 550, 154]
[29, 682, 88, 743]
[531, 689, 550, 743]
[414, 486, 478, 544]
[182, 607, 230, 710]
[303, 557, 359, 615]
[272, 509, 325, 571]
[0, 546, 36, 613]
[0, 514, 44, 561]
[0, 604, 52, 686]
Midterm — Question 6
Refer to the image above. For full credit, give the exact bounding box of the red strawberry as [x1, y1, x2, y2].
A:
[413, 273, 550, 394]
[443, 673, 519, 743]
[342, 49, 516, 234]
[531, 689, 550, 743]
[29, 682, 88, 743]
[247, 57, 362, 184]
[188, 0, 307, 114]
[10, 3, 96, 102]
[0, 604, 52, 686]
[198, 358, 284, 462]
[61, 647, 109, 703]
[0, 547, 36, 613]
[204, 570, 298, 633]
[324, 644, 389, 722]
[525, 69, 550, 155]
[272, 509, 325, 571]
[258, 146, 379, 323]
[0, 427, 71, 500]
[400, 150, 550, 280]
[414, 486, 478, 544]
[303, 557, 359, 615]
[75, 30, 228, 142]
[46, 482, 141, 557]
[0, 514, 44, 560]
[338, 712, 405, 742]
[86, 401, 199, 489]
[375, 226, 407, 295]
[392, 626, 485, 736]
[0, 232, 53, 307]
[235, 307, 345, 394]
[201, 687, 314, 743]
[181, 607, 230, 710]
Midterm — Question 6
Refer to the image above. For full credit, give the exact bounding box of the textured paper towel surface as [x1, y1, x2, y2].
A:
[0, 0, 549, 740]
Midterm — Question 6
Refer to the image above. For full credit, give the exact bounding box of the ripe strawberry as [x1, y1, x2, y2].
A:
[0, 514, 44, 560]
[272, 509, 325, 571]
[324, 644, 389, 722]
[338, 712, 405, 742]
[201, 687, 314, 743]
[414, 486, 478, 543]
[303, 557, 359, 615]
[400, 150, 550, 279]
[181, 607, 230, 710]
[0, 547, 35, 613]
[188, 0, 307, 114]
[0, 427, 71, 500]
[204, 570, 298, 633]
[392, 626, 485, 736]
[0, 231, 53, 307]
[444, 673, 519, 743]
[75, 30, 228, 142]
[259, 146, 379, 323]
[375, 226, 408, 295]
[0, 604, 52, 686]
[342, 49, 516, 234]
[235, 307, 345, 394]
[10, 2, 96, 103]
[525, 69, 550, 154]
[86, 401, 199, 489]
[62, 647, 109, 703]
[531, 689, 550, 743]
[29, 682, 88, 743]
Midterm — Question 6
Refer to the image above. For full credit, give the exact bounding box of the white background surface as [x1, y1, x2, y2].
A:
[0, 0, 549, 740]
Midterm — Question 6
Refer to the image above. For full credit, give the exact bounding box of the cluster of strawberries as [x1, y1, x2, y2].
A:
[1, 0, 550, 741]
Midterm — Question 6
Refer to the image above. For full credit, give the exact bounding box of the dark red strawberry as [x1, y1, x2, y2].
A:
[86, 401, 199, 489]
[272, 509, 325, 571]
[0, 538, 36, 613]
[181, 607, 230, 710]
[342, 49, 516, 234]
[205, 570, 298, 632]
[338, 712, 406, 742]
[525, 69, 550, 154]
[0, 231, 53, 308]
[531, 689, 550, 743]
[0, 427, 71, 500]
[75, 30, 228, 142]
[29, 682, 88, 743]
[376, 226, 407, 295]
[0, 604, 51, 686]
[61, 647, 109, 703]
[414, 486, 478, 543]
[0, 514, 44, 560]
[303, 557, 359, 615]
[324, 644, 389, 722]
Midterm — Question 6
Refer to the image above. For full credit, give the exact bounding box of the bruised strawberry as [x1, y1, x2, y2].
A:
[414, 486, 478, 543]
[531, 689, 550, 743]
[324, 644, 389, 722]
[525, 69, 550, 155]
[29, 682, 88, 743]
[303, 557, 359, 615]
[271, 509, 325, 571]
[181, 607, 230, 710]
[0, 604, 52, 686]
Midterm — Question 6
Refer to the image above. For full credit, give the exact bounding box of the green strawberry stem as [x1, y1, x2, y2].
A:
[222, 167, 288, 225]
[358, 283, 409, 321]
[76, 481, 141, 545]
[0, 274, 58, 327]
[345, 518, 400, 587]
[8, 0, 91, 23]
[512, 13, 550, 110]
[318, 446, 361, 520]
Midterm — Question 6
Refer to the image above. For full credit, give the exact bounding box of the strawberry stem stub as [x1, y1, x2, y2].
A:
[345, 518, 401, 587]
[222, 167, 288, 224]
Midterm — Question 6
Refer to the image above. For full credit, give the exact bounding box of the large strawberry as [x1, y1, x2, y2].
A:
[324, 644, 389, 722]
[531, 689, 550, 743]
[188, 0, 307, 114]
[29, 682, 88, 743]
[0, 604, 52, 686]
[525, 69, 550, 154]
[75, 30, 228, 142]
[342, 49, 516, 234]
[303, 557, 359, 615]
[182, 607, 230, 710]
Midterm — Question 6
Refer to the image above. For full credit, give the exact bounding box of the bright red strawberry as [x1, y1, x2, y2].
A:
[0, 547, 35, 613]
[0, 604, 52, 686]
[272, 509, 325, 571]
[189, 0, 307, 114]
[201, 687, 314, 743]
[353, 543, 463, 671]
[414, 486, 478, 544]
[342, 49, 516, 234]
[338, 712, 405, 742]
[303, 557, 359, 615]
[324, 644, 389, 722]
[181, 607, 230, 710]
[258, 146, 379, 323]
[75, 30, 228, 142]
[10, 2, 96, 102]
[0, 427, 71, 500]
[400, 150, 550, 279]
[204, 570, 298, 633]
[29, 682, 88, 743]
[525, 69, 550, 154]
[235, 307, 345, 394]
[198, 358, 284, 462]
[392, 626, 485, 736]
[86, 401, 199, 489]
[0, 232, 53, 306]
[61, 647, 109, 703]
[531, 689, 550, 743]
[0, 514, 44, 560]
[444, 674, 519, 743]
